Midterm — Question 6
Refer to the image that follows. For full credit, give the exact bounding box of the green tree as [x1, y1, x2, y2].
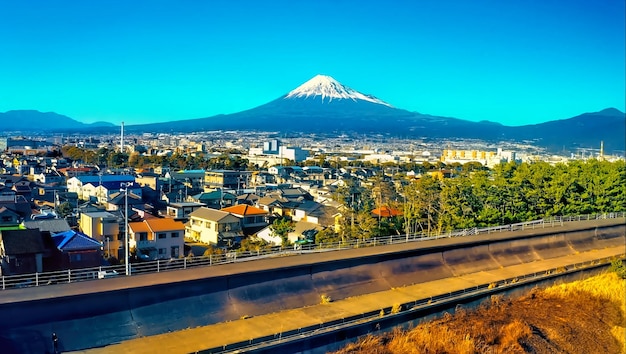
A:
[203, 245, 224, 257]
[355, 210, 378, 241]
[107, 151, 128, 168]
[333, 178, 363, 240]
[57, 202, 74, 218]
[270, 217, 295, 246]
[238, 237, 271, 253]
[315, 227, 341, 245]
[439, 177, 482, 230]
[371, 176, 397, 210]
[415, 175, 442, 234]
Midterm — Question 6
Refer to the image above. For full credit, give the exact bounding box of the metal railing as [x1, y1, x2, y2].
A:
[1, 212, 624, 290]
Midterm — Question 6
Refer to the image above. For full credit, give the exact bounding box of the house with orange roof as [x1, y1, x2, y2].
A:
[128, 217, 185, 260]
[220, 204, 268, 231]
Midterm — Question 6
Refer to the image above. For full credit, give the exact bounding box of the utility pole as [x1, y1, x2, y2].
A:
[120, 182, 132, 276]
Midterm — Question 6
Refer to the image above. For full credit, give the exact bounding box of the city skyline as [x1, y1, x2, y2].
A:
[1, 0, 624, 126]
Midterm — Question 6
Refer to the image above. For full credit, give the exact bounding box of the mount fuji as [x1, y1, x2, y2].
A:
[284, 74, 391, 106]
[131, 74, 496, 138]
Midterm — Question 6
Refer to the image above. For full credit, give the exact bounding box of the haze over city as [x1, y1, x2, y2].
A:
[1, 0, 624, 127]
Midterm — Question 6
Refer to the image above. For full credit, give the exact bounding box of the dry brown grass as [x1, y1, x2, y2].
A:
[331, 272, 626, 354]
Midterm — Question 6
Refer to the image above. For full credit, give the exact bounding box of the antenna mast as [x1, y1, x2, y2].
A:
[120, 121, 125, 153]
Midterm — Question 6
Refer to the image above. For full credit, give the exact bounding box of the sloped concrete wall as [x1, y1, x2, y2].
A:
[489, 238, 541, 266]
[443, 244, 499, 276]
[0, 221, 623, 353]
[380, 252, 453, 287]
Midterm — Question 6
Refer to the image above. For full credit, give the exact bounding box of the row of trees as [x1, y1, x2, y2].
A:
[323, 159, 625, 243]
[61, 146, 251, 170]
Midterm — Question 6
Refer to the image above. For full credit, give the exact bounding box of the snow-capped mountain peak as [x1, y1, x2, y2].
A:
[285, 74, 391, 106]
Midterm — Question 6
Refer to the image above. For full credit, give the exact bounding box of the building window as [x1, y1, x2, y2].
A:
[69, 253, 82, 262]
[171, 232, 179, 238]
[139, 232, 148, 241]
[171, 246, 180, 258]
[158, 233, 166, 239]
[118, 233, 124, 241]
[158, 248, 166, 256]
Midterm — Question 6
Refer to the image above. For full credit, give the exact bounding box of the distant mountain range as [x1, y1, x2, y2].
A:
[0, 110, 115, 131]
[2, 75, 624, 153]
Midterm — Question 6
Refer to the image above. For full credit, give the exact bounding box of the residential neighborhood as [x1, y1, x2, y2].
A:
[0, 132, 621, 283]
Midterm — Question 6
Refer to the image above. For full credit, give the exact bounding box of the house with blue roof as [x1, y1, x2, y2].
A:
[50, 230, 102, 270]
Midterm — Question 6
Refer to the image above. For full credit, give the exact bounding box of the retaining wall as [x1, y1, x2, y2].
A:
[0, 221, 624, 353]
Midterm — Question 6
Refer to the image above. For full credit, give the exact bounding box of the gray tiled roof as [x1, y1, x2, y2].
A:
[23, 219, 71, 233]
[189, 207, 231, 222]
[0, 229, 44, 255]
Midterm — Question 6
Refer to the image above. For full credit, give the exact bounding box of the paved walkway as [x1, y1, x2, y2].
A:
[72, 245, 625, 354]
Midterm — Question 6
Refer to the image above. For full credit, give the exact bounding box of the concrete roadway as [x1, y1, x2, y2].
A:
[2, 218, 619, 305]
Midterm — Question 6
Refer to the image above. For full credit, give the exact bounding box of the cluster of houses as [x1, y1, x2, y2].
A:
[0, 158, 363, 276]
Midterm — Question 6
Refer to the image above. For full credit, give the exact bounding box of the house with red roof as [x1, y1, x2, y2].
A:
[371, 206, 403, 218]
[57, 167, 97, 178]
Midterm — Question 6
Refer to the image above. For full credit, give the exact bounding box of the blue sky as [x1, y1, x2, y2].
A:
[0, 0, 624, 126]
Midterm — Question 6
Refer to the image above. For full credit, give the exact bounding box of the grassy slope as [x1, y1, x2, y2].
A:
[333, 272, 626, 354]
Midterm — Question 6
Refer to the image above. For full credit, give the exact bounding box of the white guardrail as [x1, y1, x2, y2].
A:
[1, 212, 624, 290]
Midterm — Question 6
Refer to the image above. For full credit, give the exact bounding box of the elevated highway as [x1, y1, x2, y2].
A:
[0, 218, 624, 353]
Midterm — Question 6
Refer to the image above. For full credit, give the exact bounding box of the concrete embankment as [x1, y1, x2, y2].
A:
[79, 246, 625, 354]
[0, 218, 623, 353]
